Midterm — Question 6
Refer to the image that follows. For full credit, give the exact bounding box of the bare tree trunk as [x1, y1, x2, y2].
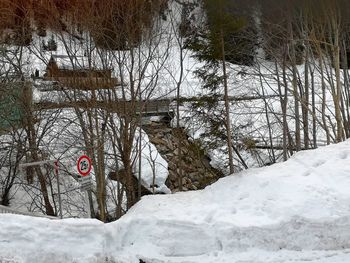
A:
[282, 61, 294, 157]
[275, 61, 288, 161]
[220, 28, 235, 174]
[332, 24, 344, 142]
[138, 119, 142, 200]
[319, 57, 331, 144]
[289, 33, 301, 151]
[176, 43, 184, 190]
[258, 65, 275, 163]
[303, 45, 310, 149]
[309, 64, 317, 148]
[25, 109, 55, 216]
[340, 41, 350, 138]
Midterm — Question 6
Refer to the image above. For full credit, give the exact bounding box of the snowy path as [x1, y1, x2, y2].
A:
[2, 141, 350, 262]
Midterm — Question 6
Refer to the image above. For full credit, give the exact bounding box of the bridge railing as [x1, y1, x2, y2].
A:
[135, 99, 174, 116]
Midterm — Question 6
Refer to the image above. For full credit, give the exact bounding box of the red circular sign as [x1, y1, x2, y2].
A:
[77, 155, 92, 176]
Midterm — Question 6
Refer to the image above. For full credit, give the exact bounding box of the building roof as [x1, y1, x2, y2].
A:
[49, 55, 91, 70]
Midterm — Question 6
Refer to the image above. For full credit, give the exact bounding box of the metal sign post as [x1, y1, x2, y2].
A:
[77, 155, 93, 218]
[84, 191, 91, 219]
[19, 159, 63, 219]
[54, 161, 62, 219]
[79, 176, 92, 218]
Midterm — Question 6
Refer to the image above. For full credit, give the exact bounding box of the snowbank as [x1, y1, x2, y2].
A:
[2, 141, 350, 262]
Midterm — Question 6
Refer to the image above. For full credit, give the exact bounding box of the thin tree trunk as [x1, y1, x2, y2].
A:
[138, 122, 142, 200]
[275, 61, 288, 161]
[344, 44, 350, 124]
[27, 117, 55, 216]
[289, 37, 301, 151]
[303, 45, 310, 149]
[258, 66, 275, 163]
[319, 57, 331, 144]
[282, 62, 294, 157]
[309, 64, 317, 148]
[341, 41, 350, 138]
[176, 44, 184, 190]
[220, 28, 235, 174]
[333, 26, 344, 142]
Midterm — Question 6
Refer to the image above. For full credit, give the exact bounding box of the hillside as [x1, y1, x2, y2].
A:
[1, 140, 350, 262]
[2, 1, 350, 262]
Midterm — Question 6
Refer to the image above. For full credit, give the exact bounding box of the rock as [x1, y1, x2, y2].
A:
[168, 172, 177, 182]
[150, 137, 167, 147]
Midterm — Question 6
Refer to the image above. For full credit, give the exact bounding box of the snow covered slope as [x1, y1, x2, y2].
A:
[2, 141, 350, 262]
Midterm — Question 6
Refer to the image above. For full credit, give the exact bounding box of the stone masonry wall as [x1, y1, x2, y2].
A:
[142, 119, 224, 192]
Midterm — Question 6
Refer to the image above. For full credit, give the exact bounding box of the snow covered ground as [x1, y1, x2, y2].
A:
[2, 140, 350, 262]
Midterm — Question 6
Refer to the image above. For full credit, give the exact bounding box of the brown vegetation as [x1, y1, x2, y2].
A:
[0, 0, 168, 48]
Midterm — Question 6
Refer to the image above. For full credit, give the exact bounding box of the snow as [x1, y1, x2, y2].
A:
[138, 129, 170, 194]
[50, 55, 91, 70]
[2, 141, 350, 262]
[0, 215, 104, 262]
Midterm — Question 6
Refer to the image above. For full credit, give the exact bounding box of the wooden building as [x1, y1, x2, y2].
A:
[44, 55, 119, 90]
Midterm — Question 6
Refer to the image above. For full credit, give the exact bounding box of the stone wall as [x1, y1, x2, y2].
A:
[142, 118, 224, 192]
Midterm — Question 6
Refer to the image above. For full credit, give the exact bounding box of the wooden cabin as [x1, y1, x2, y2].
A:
[44, 55, 119, 90]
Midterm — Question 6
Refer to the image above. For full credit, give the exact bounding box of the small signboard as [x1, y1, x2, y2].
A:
[77, 155, 92, 177]
[79, 176, 92, 191]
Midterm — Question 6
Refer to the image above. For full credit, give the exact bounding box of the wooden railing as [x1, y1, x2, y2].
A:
[44, 76, 120, 90]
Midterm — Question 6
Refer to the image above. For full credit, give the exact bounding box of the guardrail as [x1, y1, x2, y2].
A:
[0, 205, 58, 219]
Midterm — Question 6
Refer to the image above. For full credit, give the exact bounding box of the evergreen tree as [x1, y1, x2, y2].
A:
[188, 0, 250, 173]
[188, 0, 255, 65]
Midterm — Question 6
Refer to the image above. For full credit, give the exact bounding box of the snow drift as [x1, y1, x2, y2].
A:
[2, 141, 350, 262]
